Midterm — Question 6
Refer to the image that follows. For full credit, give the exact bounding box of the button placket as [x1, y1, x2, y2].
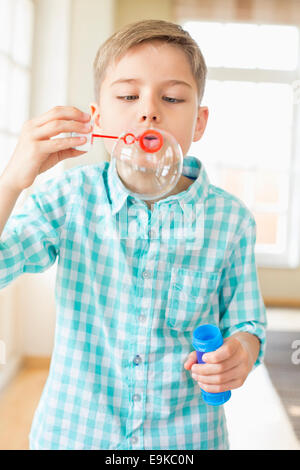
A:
[135, 366, 143, 380]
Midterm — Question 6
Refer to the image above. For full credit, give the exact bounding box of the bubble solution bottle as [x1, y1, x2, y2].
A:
[192, 324, 231, 406]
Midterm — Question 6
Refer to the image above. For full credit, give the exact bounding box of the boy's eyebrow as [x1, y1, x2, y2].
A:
[110, 78, 192, 89]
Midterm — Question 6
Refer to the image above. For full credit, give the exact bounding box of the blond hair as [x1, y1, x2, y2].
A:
[93, 19, 207, 104]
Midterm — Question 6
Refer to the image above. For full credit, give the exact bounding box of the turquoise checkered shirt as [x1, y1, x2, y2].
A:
[0, 156, 267, 450]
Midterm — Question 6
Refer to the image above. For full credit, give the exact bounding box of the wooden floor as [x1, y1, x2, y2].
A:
[0, 363, 49, 450]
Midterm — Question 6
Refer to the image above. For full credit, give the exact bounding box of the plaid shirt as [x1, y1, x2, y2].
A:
[0, 156, 267, 450]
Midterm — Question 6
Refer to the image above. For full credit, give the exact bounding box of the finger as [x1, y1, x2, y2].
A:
[38, 135, 88, 155]
[38, 147, 88, 174]
[33, 119, 92, 140]
[185, 340, 241, 373]
[192, 363, 244, 385]
[197, 377, 244, 393]
[201, 337, 241, 364]
[31, 106, 91, 128]
[191, 352, 241, 376]
[184, 351, 198, 370]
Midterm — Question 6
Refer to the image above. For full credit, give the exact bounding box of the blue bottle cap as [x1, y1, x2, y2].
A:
[201, 389, 231, 406]
[192, 324, 223, 353]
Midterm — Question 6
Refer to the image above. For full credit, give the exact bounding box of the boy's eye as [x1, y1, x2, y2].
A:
[163, 96, 184, 103]
[117, 95, 138, 101]
[117, 96, 184, 103]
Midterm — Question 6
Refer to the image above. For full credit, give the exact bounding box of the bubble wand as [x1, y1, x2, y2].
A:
[79, 129, 164, 153]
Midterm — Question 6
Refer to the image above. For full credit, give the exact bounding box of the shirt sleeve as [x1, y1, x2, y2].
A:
[0, 171, 76, 290]
[218, 215, 267, 368]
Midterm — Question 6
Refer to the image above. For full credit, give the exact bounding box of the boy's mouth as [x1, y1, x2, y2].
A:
[143, 134, 159, 150]
[138, 130, 164, 153]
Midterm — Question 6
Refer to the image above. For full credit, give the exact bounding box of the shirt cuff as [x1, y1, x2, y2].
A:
[220, 321, 266, 369]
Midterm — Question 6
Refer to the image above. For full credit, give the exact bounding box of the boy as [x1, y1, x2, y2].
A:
[0, 20, 267, 450]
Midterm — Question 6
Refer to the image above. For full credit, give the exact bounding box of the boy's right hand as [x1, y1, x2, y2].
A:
[1, 106, 92, 191]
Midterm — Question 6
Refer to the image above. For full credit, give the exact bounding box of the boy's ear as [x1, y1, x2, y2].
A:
[193, 106, 209, 142]
[89, 102, 101, 129]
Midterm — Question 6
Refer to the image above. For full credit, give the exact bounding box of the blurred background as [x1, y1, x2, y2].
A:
[0, 0, 299, 450]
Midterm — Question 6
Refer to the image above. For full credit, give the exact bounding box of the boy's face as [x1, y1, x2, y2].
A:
[90, 40, 208, 157]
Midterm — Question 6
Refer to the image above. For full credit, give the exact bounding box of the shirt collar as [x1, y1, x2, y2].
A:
[107, 155, 210, 216]
[107, 158, 130, 216]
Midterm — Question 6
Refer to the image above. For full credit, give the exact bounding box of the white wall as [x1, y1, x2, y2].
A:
[64, 0, 115, 168]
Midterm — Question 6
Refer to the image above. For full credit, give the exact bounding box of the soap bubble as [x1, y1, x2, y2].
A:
[112, 127, 183, 201]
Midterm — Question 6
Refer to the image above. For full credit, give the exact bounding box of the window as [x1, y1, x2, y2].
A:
[0, 0, 34, 179]
[0, 0, 35, 391]
[184, 21, 300, 267]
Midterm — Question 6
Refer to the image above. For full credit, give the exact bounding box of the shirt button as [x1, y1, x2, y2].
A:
[133, 355, 142, 365]
[140, 314, 146, 323]
[148, 229, 156, 238]
[133, 393, 141, 402]
[142, 270, 151, 279]
[131, 436, 138, 444]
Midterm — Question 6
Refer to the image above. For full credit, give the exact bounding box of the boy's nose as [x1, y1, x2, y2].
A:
[138, 94, 161, 125]
[142, 114, 158, 122]
[140, 112, 160, 124]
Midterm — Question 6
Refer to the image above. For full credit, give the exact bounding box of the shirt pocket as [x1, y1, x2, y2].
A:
[165, 266, 220, 331]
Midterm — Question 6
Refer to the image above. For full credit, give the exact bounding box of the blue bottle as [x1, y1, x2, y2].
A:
[192, 324, 231, 406]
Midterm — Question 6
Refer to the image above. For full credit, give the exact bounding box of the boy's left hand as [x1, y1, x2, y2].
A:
[183, 332, 260, 393]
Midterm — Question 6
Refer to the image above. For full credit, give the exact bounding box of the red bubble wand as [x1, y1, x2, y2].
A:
[91, 129, 163, 153]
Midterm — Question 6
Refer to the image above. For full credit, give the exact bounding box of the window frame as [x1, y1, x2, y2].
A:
[0, 0, 35, 211]
[183, 20, 300, 269]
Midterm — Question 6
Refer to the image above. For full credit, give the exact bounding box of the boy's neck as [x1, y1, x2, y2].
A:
[144, 174, 194, 211]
